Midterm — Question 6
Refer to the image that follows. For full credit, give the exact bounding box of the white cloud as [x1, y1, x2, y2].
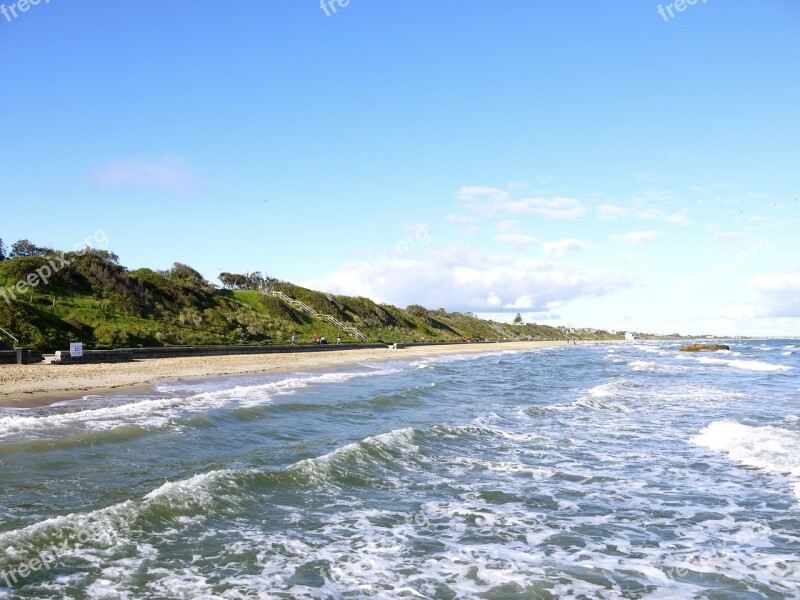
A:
[747, 267, 800, 318]
[91, 156, 195, 193]
[457, 186, 510, 214]
[495, 219, 519, 233]
[306, 244, 633, 314]
[713, 304, 767, 319]
[542, 238, 588, 257]
[595, 202, 692, 226]
[631, 188, 681, 205]
[445, 214, 480, 235]
[751, 271, 800, 293]
[636, 208, 693, 226]
[495, 233, 539, 247]
[616, 231, 665, 245]
[456, 186, 586, 219]
[663, 213, 693, 226]
[522, 197, 586, 219]
[597, 204, 626, 219]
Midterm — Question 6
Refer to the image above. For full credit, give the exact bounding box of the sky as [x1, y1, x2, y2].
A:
[1, 0, 798, 337]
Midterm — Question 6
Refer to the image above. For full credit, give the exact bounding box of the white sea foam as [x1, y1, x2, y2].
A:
[588, 382, 619, 398]
[694, 356, 791, 372]
[629, 359, 656, 370]
[691, 421, 800, 501]
[0, 369, 402, 444]
[627, 359, 688, 373]
[0, 468, 242, 559]
[289, 427, 420, 485]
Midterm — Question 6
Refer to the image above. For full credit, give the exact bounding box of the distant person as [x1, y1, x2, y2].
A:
[315, 335, 321, 344]
[291, 335, 297, 346]
[336, 335, 342, 344]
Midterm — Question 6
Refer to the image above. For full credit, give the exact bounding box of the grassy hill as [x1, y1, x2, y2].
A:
[0, 248, 621, 351]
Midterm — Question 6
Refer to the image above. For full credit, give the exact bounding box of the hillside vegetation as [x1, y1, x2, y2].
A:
[0, 245, 621, 351]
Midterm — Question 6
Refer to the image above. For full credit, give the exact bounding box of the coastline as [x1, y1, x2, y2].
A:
[0, 341, 584, 407]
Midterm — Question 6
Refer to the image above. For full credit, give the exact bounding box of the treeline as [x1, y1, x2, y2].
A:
[0, 237, 584, 351]
[218, 271, 278, 291]
[0, 238, 55, 261]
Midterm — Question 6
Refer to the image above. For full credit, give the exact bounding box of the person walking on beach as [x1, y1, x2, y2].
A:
[291, 335, 297, 346]
[336, 335, 342, 345]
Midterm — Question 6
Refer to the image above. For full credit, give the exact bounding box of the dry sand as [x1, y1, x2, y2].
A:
[0, 341, 577, 407]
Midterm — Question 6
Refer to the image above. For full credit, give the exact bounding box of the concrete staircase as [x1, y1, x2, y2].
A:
[270, 291, 369, 342]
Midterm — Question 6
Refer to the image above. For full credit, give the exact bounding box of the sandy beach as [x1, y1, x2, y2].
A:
[0, 341, 575, 407]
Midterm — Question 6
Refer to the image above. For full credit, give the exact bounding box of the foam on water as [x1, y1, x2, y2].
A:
[627, 359, 689, 373]
[691, 420, 800, 501]
[694, 356, 792, 372]
[289, 427, 420, 486]
[0, 466, 250, 593]
[0, 368, 404, 445]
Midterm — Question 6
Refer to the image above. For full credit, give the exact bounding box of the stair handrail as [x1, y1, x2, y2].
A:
[0, 325, 19, 346]
[270, 291, 368, 341]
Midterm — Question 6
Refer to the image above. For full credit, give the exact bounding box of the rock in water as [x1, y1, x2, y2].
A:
[680, 343, 730, 352]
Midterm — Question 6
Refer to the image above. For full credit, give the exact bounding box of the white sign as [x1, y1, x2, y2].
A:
[70, 342, 84, 358]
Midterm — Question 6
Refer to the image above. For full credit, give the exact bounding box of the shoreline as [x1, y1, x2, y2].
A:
[0, 341, 589, 408]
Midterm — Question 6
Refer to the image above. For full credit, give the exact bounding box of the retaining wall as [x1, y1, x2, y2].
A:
[50, 343, 387, 364]
[0, 350, 44, 365]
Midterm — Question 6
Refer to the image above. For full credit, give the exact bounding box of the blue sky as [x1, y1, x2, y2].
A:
[1, 0, 798, 336]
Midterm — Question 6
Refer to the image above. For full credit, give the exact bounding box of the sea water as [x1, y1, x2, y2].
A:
[0, 340, 798, 599]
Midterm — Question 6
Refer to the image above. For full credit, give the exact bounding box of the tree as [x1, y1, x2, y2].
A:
[169, 263, 211, 288]
[218, 271, 275, 291]
[10, 239, 47, 258]
[513, 312, 523, 325]
[0, 238, 5, 261]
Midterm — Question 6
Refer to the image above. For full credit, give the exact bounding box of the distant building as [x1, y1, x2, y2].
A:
[624, 332, 640, 340]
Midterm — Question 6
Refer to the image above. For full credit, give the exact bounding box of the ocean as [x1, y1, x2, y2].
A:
[0, 340, 798, 599]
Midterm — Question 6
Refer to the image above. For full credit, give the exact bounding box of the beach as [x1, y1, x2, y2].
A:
[0, 341, 571, 406]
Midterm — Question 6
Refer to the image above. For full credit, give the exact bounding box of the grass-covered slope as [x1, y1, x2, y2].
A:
[0, 250, 612, 351]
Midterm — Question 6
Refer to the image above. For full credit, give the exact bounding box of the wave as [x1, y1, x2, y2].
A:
[0, 369, 403, 445]
[691, 420, 800, 502]
[0, 397, 183, 441]
[0, 467, 246, 577]
[694, 356, 792, 372]
[627, 360, 689, 373]
[0, 424, 431, 572]
[0, 424, 154, 455]
[287, 428, 420, 487]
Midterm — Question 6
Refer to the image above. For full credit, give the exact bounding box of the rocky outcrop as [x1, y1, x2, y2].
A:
[680, 343, 730, 352]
